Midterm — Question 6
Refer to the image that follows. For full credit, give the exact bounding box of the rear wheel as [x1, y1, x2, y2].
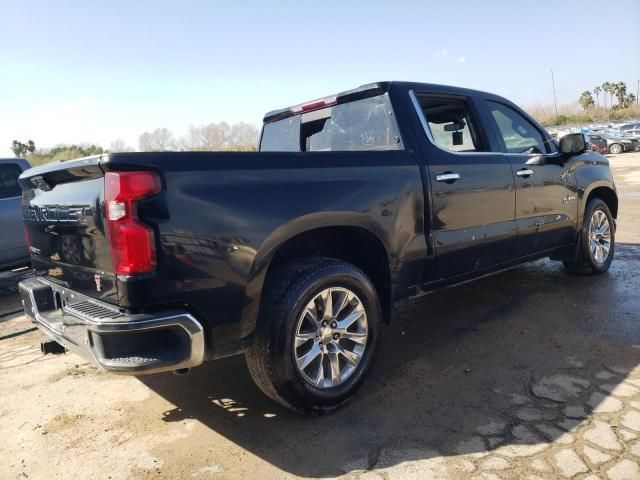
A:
[609, 143, 623, 154]
[245, 257, 381, 414]
[563, 198, 614, 275]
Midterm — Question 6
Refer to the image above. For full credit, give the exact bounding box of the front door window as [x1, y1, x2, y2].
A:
[487, 101, 548, 155]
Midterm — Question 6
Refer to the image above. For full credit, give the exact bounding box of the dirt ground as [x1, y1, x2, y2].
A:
[2, 152, 640, 480]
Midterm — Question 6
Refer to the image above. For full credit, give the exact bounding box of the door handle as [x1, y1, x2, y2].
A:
[516, 168, 534, 178]
[435, 173, 461, 183]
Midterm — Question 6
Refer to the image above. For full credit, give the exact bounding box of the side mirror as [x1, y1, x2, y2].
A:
[559, 133, 587, 156]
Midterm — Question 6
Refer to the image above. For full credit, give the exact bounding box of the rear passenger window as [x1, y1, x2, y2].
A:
[0, 164, 22, 199]
[487, 101, 548, 154]
[415, 95, 485, 152]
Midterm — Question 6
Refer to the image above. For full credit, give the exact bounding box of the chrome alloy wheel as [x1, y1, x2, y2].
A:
[589, 210, 612, 265]
[294, 287, 368, 389]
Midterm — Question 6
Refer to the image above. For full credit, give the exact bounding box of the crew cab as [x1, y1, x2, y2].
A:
[19, 82, 617, 413]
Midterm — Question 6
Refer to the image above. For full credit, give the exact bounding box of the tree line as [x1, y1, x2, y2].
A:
[11, 140, 36, 157]
[137, 122, 258, 152]
[11, 121, 259, 166]
[579, 81, 637, 111]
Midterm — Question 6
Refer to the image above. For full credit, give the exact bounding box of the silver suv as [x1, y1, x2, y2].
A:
[0, 158, 30, 270]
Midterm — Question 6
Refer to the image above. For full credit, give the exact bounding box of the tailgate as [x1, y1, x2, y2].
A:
[19, 157, 118, 303]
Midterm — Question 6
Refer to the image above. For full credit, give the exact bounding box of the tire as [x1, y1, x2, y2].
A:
[245, 257, 382, 414]
[563, 198, 615, 275]
[609, 143, 623, 154]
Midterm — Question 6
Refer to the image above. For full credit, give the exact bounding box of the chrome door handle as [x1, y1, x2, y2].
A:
[516, 168, 534, 177]
[435, 173, 461, 182]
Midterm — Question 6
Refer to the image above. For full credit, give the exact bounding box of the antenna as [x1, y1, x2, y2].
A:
[551, 69, 560, 130]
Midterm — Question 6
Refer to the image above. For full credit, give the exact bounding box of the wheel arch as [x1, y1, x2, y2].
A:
[584, 185, 618, 219]
[265, 226, 392, 318]
[239, 218, 394, 344]
[563, 184, 617, 274]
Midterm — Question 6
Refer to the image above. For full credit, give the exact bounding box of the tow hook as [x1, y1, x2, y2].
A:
[41, 340, 67, 355]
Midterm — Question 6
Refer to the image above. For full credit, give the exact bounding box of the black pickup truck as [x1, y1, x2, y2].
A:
[19, 81, 617, 413]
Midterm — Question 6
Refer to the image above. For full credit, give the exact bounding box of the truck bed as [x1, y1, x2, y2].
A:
[20, 151, 425, 351]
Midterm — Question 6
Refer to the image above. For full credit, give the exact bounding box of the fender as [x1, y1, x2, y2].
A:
[235, 211, 394, 343]
[575, 157, 617, 233]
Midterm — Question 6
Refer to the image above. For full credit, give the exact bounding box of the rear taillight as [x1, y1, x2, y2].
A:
[104, 171, 161, 276]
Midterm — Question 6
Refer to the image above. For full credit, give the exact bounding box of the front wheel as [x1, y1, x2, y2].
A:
[563, 198, 615, 274]
[245, 257, 381, 414]
[609, 143, 623, 154]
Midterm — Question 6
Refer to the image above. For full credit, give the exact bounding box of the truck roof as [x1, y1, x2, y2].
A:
[263, 81, 503, 123]
[0, 157, 31, 170]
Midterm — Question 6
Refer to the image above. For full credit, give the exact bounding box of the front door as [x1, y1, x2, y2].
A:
[484, 101, 577, 257]
[412, 92, 517, 279]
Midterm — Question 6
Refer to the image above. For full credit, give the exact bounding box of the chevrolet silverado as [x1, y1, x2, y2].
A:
[19, 81, 617, 413]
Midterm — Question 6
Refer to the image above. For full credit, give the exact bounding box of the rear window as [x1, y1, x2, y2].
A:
[260, 94, 403, 152]
[260, 116, 301, 152]
[0, 163, 22, 199]
[416, 95, 484, 152]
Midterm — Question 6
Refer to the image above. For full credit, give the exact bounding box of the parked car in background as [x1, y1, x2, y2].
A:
[622, 129, 640, 139]
[0, 158, 31, 270]
[593, 133, 640, 154]
[618, 122, 640, 132]
[588, 134, 608, 154]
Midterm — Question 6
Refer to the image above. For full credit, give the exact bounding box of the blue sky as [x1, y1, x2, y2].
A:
[1, 0, 639, 155]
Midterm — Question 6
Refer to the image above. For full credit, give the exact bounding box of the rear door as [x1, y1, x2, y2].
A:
[411, 91, 517, 279]
[0, 162, 28, 268]
[483, 100, 577, 256]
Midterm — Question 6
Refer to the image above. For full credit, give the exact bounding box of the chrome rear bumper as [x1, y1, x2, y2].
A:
[19, 276, 205, 374]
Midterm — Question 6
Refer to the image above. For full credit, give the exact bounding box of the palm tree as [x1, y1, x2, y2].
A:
[593, 86, 602, 108]
[615, 82, 627, 106]
[627, 93, 637, 108]
[607, 82, 620, 109]
[579, 91, 594, 111]
[601, 82, 610, 110]
[610, 83, 619, 108]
